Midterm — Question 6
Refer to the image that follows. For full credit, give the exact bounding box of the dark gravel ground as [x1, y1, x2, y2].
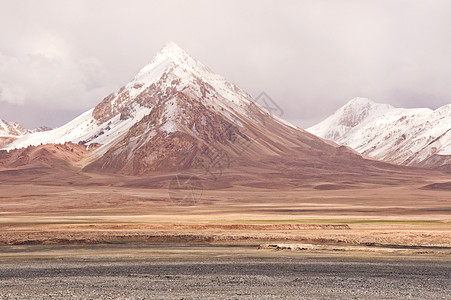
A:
[0, 256, 450, 299]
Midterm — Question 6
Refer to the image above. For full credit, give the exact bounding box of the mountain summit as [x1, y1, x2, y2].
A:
[307, 97, 394, 141]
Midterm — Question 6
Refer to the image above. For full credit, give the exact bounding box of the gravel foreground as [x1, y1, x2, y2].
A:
[0, 256, 450, 299]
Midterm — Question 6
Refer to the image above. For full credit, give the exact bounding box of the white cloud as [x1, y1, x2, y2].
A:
[0, 33, 114, 110]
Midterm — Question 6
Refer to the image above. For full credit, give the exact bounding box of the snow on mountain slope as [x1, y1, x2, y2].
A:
[5, 105, 151, 151]
[308, 98, 451, 169]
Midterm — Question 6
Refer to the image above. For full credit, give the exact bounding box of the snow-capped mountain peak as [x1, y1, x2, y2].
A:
[308, 98, 451, 169]
[339, 97, 393, 125]
[130, 42, 213, 93]
[308, 97, 394, 141]
[158, 42, 192, 62]
[129, 42, 191, 89]
[91, 42, 256, 126]
[345, 97, 376, 106]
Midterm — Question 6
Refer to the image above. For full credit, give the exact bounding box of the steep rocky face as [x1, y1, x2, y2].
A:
[93, 87, 131, 125]
[308, 98, 451, 169]
[85, 88, 253, 175]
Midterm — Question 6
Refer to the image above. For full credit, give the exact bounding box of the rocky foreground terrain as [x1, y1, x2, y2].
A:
[0, 250, 450, 299]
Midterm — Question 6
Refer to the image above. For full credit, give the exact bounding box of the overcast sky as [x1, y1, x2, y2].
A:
[1, 0, 451, 129]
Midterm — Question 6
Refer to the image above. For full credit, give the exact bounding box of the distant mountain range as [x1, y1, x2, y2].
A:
[0, 120, 51, 137]
[308, 97, 451, 170]
[0, 119, 51, 148]
[0, 119, 28, 137]
[0, 119, 28, 148]
[0, 43, 401, 185]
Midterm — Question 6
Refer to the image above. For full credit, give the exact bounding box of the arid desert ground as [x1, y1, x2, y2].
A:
[0, 169, 450, 298]
[1, 169, 450, 251]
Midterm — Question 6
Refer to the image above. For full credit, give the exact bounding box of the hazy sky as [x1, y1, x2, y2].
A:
[1, 0, 451, 129]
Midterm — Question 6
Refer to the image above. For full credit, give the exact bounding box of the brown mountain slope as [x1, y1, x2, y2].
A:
[0, 143, 90, 169]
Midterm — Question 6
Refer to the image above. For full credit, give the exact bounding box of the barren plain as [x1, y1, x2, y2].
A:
[0, 166, 450, 298]
[0, 169, 450, 252]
